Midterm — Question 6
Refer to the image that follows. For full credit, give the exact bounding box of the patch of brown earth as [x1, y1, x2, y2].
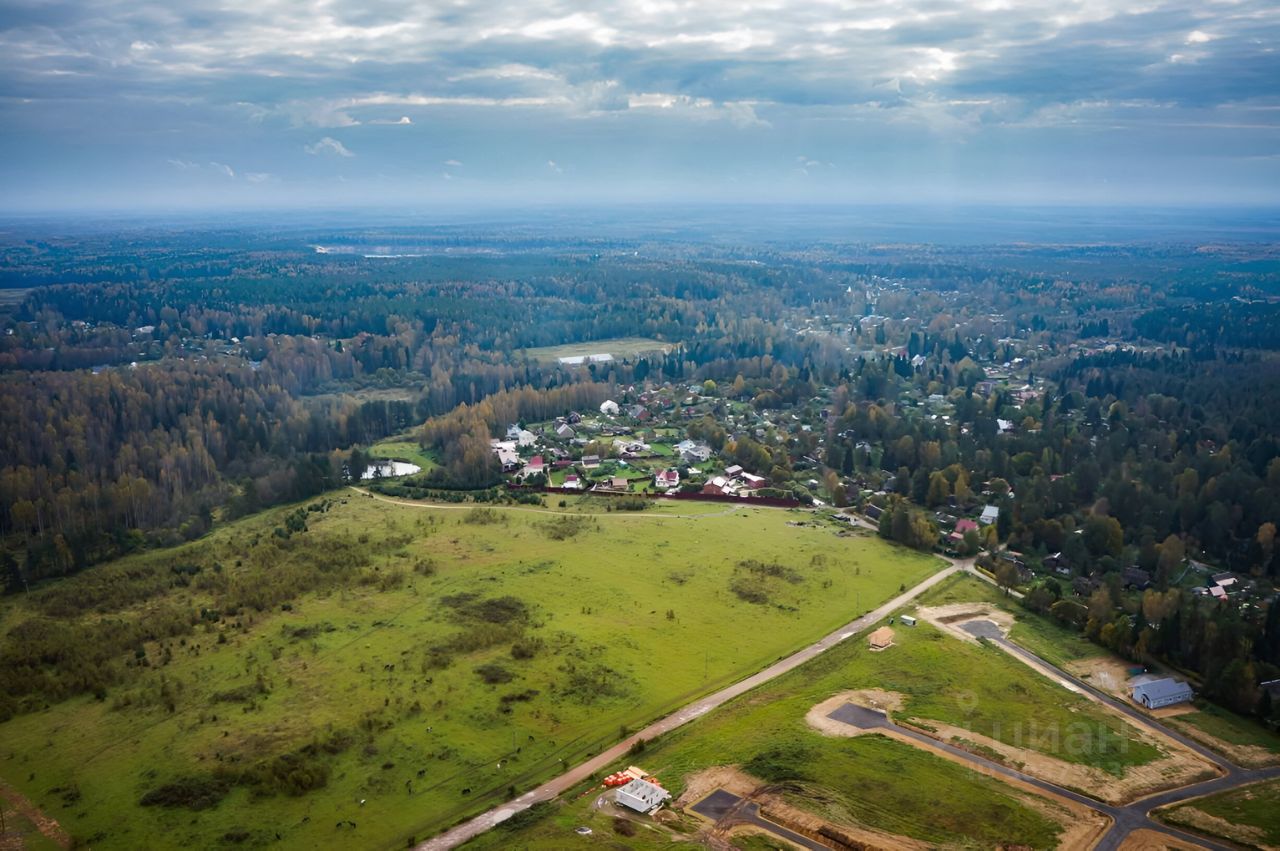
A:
[1115, 827, 1210, 851]
[804, 690, 906, 738]
[1066, 656, 1138, 700]
[0, 780, 71, 849]
[678, 766, 759, 808]
[1161, 806, 1270, 850]
[915, 603, 1015, 643]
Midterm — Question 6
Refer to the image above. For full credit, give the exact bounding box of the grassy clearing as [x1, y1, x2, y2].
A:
[369, 438, 439, 471]
[521, 337, 670, 363]
[1159, 777, 1280, 847]
[0, 495, 938, 850]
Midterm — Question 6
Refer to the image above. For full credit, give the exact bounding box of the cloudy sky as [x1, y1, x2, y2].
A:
[1, 0, 1277, 210]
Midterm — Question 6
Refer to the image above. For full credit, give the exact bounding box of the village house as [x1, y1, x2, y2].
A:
[562, 473, 582, 490]
[520, 455, 546, 479]
[979, 505, 1000, 526]
[555, 423, 575, 439]
[654, 469, 680, 490]
[580, 454, 601, 469]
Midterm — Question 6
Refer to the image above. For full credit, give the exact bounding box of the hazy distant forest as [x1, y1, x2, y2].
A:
[2, 226, 1280, 718]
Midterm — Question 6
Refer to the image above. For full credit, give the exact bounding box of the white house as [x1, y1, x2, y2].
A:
[615, 779, 670, 814]
[563, 473, 582, 490]
[654, 469, 679, 490]
[979, 505, 1000, 526]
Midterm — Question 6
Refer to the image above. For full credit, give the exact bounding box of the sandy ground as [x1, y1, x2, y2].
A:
[0, 781, 71, 849]
[915, 603, 1016, 644]
[1067, 657, 1142, 701]
[1160, 806, 1270, 850]
[803, 695, 1112, 850]
[1115, 827, 1211, 851]
[678, 766, 761, 808]
[804, 689, 906, 737]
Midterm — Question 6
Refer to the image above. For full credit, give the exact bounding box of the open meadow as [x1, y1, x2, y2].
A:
[472, 573, 1201, 850]
[0, 493, 939, 850]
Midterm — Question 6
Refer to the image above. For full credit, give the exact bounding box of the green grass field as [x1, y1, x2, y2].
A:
[0, 494, 940, 850]
[368, 438, 439, 471]
[474, 574, 1173, 850]
[1159, 777, 1280, 847]
[521, 337, 671, 363]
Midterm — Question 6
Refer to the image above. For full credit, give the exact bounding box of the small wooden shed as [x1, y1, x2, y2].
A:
[868, 627, 895, 651]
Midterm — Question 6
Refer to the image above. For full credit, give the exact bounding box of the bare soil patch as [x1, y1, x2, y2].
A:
[804, 689, 905, 738]
[1066, 656, 1137, 700]
[677, 766, 759, 809]
[1116, 827, 1211, 851]
[0, 780, 71, 849]
[916, 603, 1015, 644]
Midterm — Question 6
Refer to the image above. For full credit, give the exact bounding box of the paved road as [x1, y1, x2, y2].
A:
[414, 561, 963, 850]
[691, 790, 828, 850]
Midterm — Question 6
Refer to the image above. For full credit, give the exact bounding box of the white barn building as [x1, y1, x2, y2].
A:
[1132, 678, 1194, 709]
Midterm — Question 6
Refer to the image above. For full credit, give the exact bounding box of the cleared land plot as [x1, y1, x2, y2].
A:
[0, 495, 938, 851]
[1158, 776, 1280, 849]
[522, 337, 670, 363]
[471, 598, 1168, 847]
[1165, 702, 1280, 768]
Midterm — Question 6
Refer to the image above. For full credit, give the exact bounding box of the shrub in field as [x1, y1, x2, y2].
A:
[745, 741, 815, 782]
[139, 775, 231, 810]
[463, 507, 505, 525]
[510, 637, 543, 660]
[475, 663, 516, 684]
[613, 817, 637, 837]
[541, 515, 592, 540]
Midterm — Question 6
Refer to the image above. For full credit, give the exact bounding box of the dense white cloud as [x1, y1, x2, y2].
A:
[0, 0, 1277, 207]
